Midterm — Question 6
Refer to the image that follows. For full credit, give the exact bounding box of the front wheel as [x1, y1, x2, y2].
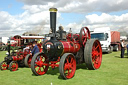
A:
[84, 39, 102, 70]
[107, 46, 111, 54]
[59, 53, 76, 79]
[9, 61, 18, 71]
[0, 61, 8, 70]
[31, 52, 49, 76]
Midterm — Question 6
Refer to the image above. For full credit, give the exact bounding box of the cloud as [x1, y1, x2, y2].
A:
[0, 11, 24, 37]
[17, 0, 128, 13]
[17, 0, 56, 5]
[0, 11, 13, 30]
[0, 10, 50, 37]
[0, 5, 62, 37]
[65, 13, 128, 32]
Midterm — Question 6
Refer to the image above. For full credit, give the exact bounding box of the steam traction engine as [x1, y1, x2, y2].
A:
[0, 41, 28, 71]
[30, 8, 102, 79]
[0, 36, 43, 71]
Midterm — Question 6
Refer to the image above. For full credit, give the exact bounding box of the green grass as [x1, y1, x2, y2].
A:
[0, 51, 128, 85]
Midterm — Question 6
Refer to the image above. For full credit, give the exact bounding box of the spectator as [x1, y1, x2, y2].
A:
[30, 42, 39, 56]
[127, 43, 128, 55]
[121, 40, 125, 58]
[23, 44, 29, 52]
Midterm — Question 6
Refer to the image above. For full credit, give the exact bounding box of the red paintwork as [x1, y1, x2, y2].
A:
[9, 43, 42, 71]
[61, 41, 80, 53]
[34, 54, 60, 75]
[34, 54, 49, 75]
[60, 32, 81, 55]
[92, 40, 102, 69]
[12, 35, 44, 47]
[1, 62, 8, 70]
[12, 55, 24, 61]
[64, 54, 76, 79]
[34, 32, 81, 75]
[81, 27, 91, 46]
[10, 62, 18, 71]
[27, 55, 32, 67]
[12, 49, 30, 61]
[37, 43, 42, 52]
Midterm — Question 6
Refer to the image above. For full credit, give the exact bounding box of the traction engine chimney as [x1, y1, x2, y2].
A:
[49, 8, 57, 36]
[7, 41, 10, 56]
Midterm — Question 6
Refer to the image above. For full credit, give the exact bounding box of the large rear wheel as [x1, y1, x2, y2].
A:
[59, 53, 76, 79]
[25, 54, 32, 67]
[84, 39, 102, 70]
[31, 52, 49, 76]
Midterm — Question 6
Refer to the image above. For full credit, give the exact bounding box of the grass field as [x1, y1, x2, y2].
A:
[0, 51, 128, 85]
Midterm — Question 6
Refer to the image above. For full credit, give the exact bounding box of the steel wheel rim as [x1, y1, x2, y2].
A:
[1, 62, 7, 70]
[34, 54, 49, 75]
[64, 55, 76, 79]
[92, 40, 102, 69]
[80, 27, 91, 46]
[11, 62, 18, 71]
[28, 55, 32, 67]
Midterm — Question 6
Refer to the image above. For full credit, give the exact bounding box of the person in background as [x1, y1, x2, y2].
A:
[121, 40, 125, 58]
[23, 44, 29, 52]
[30, 42, 39, 56]
[127, 43, 128, 55]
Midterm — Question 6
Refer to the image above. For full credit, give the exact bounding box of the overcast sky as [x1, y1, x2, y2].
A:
[0, 0, 128, 37]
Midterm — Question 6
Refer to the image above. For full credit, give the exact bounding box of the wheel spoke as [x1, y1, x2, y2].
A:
[66, 58, 69, 64]
[92, 53, 95, 58]
[40, 56, 42, 61]
[94, 45, 100, 51]
[42, 66, 45, 70]
[35, 66, 38, 68]
[35, 61, 39, 66]
[28, 58, 32, 62]
[2, 64, 7, 67]
[67, 69, 70, 75]
[97, 53, 101, 56]
[70, 57, 73, 63]
[37, 67, 41, 73]
[83, 29, 86, 35]
[64, 64, 67, 70]
[83, 39, 86, 45]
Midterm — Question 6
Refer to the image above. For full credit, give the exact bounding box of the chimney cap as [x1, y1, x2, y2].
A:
[49, 8, 57, 12]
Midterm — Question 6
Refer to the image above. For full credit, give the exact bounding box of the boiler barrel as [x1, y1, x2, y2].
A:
[43, 40, 80, 59]
[61, 41, 80, 55]
[12, 55, 23, 61]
